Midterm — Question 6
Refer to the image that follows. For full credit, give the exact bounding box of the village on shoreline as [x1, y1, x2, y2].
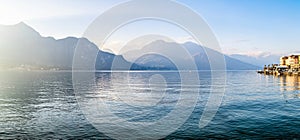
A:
[258, 54, 300, 76]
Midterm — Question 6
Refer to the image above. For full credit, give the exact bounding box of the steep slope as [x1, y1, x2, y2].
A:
[123, 40, 260, 70]
[183, 42, 261, 70]
[0, 23, 260, 71]
[0, 22, 130, 70]
[230, 54, 280, 68]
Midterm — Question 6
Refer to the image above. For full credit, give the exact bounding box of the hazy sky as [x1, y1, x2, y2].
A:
[0, 0, 300, 56]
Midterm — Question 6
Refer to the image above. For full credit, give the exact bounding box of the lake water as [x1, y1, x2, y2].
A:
[0, 71, 300, 139]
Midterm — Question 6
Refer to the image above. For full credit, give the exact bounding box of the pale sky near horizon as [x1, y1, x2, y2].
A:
[0, 0, 300, 56]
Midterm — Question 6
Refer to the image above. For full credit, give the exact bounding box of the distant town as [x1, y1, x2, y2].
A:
[258, 54, 300, 76]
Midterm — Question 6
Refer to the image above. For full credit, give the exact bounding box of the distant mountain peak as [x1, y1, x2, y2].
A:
[0, 22, 41, 38]
[149, 39, 173, 45]
[16, 22, 28, 27]
[0, 22, 260, 71]
[5, 22, 34, 30]
[16, 22, 40, 35]
[183, 41, 198, 46]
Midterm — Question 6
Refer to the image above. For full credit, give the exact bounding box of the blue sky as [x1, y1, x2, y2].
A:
[0, 0, 299, 56]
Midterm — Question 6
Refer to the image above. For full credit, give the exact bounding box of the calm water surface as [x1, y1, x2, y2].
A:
[0, 71, 300, 139]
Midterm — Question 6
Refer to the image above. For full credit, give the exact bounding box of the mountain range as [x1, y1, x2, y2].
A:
[0, 22, 262, 71]
[229, 54, 280, 68]
[0, 22, 131, 70]
[123, 40, 260, 70]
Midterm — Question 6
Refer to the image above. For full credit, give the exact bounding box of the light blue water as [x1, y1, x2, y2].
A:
[0, 71, 300, 139]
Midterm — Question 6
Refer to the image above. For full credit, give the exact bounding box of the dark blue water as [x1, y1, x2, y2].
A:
[0, 71, 300, 139]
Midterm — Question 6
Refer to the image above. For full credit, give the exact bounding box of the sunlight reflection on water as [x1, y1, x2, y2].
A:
[0, 71, 300, 139]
